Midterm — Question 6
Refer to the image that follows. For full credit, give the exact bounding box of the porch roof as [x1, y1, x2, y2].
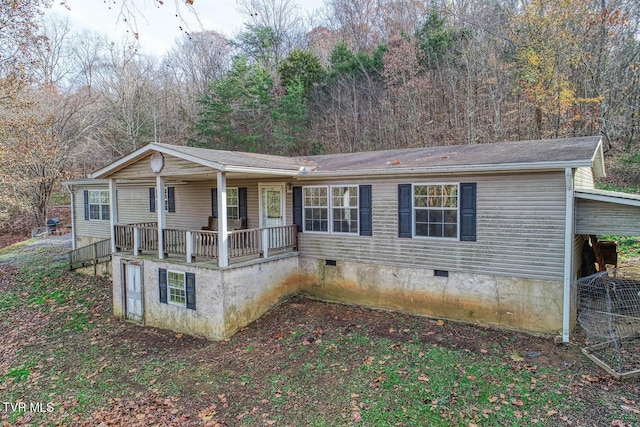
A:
[89, 136, 604, 180]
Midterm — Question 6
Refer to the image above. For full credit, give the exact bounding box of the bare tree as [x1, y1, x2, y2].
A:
[236, 0, 305, 68]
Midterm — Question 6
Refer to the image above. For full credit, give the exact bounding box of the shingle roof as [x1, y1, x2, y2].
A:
[90, 136, 603, 179]
[154, 143, 306, 171]
[300, 136, 603, 174]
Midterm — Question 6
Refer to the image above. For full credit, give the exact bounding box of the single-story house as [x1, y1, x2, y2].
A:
[64, 136, 640, 342]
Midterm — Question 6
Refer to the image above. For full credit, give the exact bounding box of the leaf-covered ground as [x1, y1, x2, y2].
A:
[1, 237, 639, 426]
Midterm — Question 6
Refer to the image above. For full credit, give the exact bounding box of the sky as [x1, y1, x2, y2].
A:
[46, 0, 326, 56]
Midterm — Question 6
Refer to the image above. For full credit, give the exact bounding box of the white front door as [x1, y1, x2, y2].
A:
[260, 185, 285, 228]
[125, 263, 143, 322]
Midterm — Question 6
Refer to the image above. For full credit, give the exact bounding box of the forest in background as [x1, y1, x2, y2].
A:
[1, 0, 640, 232]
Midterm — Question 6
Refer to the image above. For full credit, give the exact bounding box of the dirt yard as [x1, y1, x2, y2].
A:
[1, 237, 639, 426]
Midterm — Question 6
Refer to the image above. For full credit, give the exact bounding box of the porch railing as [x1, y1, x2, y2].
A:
[114, 222, 157, 251]
[139, 226, 158, 252]
[228, 228, 262, 258]
[192, 230, 218, 259]
[68, 238, 111, 274]
[267, 225, 298, 252]
[164, 228, 187, 255]
[114, 223, 298, 265]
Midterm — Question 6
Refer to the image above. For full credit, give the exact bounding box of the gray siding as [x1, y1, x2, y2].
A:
[575, 199, 640, 236]
[297, 172, 567, 281]
[73, 185, 111, 242]
[115, 179, 294, 231]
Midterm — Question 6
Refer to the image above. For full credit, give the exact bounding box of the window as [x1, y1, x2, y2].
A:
[210, 187, 247, 220]
[413, 184, 458, 238]
[302, 185, 359, 234]
[167, 271, 187, 306]
[88, 189, 110, 221]
[332, 186, 358, 233]
[226, 187, 239, 219]
[303, 186, 329, 232]
[294, 185, 371, 236]
[159, 269, 196, 310]
[149, 187, 175, 213]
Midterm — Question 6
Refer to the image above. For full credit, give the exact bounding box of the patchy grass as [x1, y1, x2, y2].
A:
[1, 239, 639, 426]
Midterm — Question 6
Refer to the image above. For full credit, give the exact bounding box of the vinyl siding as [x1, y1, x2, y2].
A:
[110, 153, 217, 180]
[73, 186, 111, 241]
[297, 172, 567, 281]
[575, 199, 640, 236]
[574, 167, 595, 190]
[115, 179, 294, 231]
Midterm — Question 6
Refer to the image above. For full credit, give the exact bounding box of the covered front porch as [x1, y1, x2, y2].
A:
[113, 222, 298, 266]
[91, 143, 305, 268]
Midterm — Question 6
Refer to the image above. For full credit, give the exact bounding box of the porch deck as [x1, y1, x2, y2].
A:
[114, 223, 298, 266]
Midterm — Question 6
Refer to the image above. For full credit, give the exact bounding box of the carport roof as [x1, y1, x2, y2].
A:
[575, 189, 640, 207]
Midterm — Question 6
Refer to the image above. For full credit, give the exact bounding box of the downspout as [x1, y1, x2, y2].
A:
[65, 184, 76, 250]
[562, 168, 575, 343]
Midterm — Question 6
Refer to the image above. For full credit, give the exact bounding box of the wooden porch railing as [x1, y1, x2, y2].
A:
[228, 228, 262, 258]
[192, 230, 218, 259]
[114, 222, 157, 251]
[68, 238, 111, 274]
[113, 223, 298, 264]
[267, 225, 298, 251]
[139, 226, 158, 252]
[164, 228, 187, 255]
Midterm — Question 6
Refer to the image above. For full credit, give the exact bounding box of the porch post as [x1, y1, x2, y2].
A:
[186, 231, 193, 263]
[217, 172, 228, 267]
[108, 179, 118, 253]
[262, 228, 269, 259]
[156, 176, 166, 260]
[133, 227, 140, 256]
[562, 168, 575, 343]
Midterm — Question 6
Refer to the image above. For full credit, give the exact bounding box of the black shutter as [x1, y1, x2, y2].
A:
[460, 182, 477, 241]
[211, 188, 218, 218]
[398, 184, 412, 238]
[185, 272, 196, 310]
[167, 187, 175, 213]
[238, 187, 247, 219]
[159, 268, 167, 304]
[83, 190, 89, 220]
[359, 185, 372, 236]
[292, 186, 303, 232]
[149, 188, 156, 213]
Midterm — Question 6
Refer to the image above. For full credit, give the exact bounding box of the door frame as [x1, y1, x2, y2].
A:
[123, 261, 144, 323]
[258, 183, 286, 228]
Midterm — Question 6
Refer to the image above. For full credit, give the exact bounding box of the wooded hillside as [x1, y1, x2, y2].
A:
[1, 0, 640, 230]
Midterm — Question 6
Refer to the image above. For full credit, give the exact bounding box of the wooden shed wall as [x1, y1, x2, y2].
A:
[297, 171, 567, 281]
